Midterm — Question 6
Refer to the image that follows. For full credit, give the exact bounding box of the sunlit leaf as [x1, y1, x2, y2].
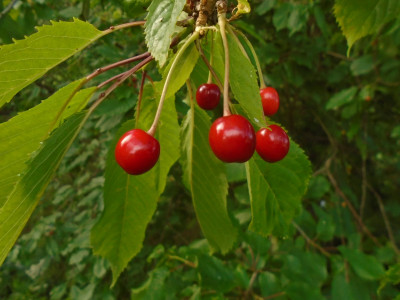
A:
[334, 0, 400, 51]
[145, 0, 186, 67]
[0, 19, 103, 107]
[0, 79, 95, 208]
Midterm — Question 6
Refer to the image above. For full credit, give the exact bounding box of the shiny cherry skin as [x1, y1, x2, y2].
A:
[209, 114, 256, 163]
[115, 129, 160, 175]
[256, 125, 289, 163]
[196, 83, 221, 110]
[260, 87, 279, 116]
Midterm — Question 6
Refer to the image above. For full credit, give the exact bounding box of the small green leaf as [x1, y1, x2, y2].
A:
[0, 19, 103, 107]
[181, 104, 238, 253]
[325, 87, 358, 110]
[145, 0, 186, 67]
[246, 140, 311, 236]
[332, 272, 356, 300]
[131, 267, 169, 299]
[0, 79, 95, 208]
[197, 255, 235, 293]
[339, 246, 386, 281]
[334, 0, 400, 50]
[91, 85, 180, 286]
[0, 112, 86, 266]
[350, 55, 375, 76]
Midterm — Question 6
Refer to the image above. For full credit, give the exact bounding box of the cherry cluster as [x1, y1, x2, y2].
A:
[197, 84, 290, 164]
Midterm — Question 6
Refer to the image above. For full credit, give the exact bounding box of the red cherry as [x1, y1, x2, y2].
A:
[260, 87, 279, 116]
[209, 114, 256, 163]
[115, 129, 160, 175]
[196, 83, 221, 110]
[256, 125, 289, 163]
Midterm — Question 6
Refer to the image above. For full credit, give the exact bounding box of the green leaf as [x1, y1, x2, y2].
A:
[131, 267, 169, 300]
[0, 79, 95, 208]
[325, 87, 358, 110]
[91, 86, 180, 286]
[233, 0, 251, 18]
[0, 19, 103, 107]
[0, 112, 87, 266]
[246, 140, 311, 236]
[181, 104, 238, 253]
[210, 32, 264, 127]
[145, 0, 186, 67]
[197, 255, 235, 293]
[379, 263, 400, 294]
[156, 38, 199, 99]
[350, 55, 375, 76]
[334, 0, 400, 50]
[332, 272, 356, 300]
[339, 246, 386, 281]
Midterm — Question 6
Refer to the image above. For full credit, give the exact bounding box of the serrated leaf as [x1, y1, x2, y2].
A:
[90, 86, 180, 286]
[246, 140, 311, 236]
[338, 246, 385, 281]
[0, 79, 95, 208]
[210, 31, 264, 127]
[145, 0, 186, 67]
[0, 112, 87, 266]
[0, 19, 103, 107]
[181, 104, 237, 253]
[334, 0, 400, 50]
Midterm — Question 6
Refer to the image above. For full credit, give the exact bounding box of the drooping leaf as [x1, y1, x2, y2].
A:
[246, 140, 311, 236]
[145, 0, 186, 67]
[0, 112, 87, 266]
[334, 0, 400, 51]
[91, 85, 180, 286]
[0, 19, 103, 107]
[338, 246, 386, 281]
[181, 104, 238, 253]
[0, 79, 96, 208]
[210, 31, 264, 127]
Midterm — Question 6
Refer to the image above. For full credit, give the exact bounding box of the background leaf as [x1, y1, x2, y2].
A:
[181, 104, 238, 253]
[339, 246, 386, 281]
[246, 141, 311, 236]
[334, 0, 400, 50]
[0, 80, 95, 208]
[0, 19, 103, 107]
[145, 0, 186, 67]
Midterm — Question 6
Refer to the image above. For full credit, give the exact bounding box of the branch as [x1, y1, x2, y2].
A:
[292, 221, 331, 257]
[0, 0, 18, 20]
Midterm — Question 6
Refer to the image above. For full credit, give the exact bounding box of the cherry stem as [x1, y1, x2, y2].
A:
[102, 21, 146, 34]
[231, 26, 266, 89]
[136, 70, 147, 128]
[207, 32, 214, 84]
[147, 32, 200, 137]
[218, 11, 231, 117]
[87, 52, 150, 82]
[195, 40, 223, 90]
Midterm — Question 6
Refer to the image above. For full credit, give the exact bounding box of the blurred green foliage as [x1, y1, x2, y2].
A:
[0, 0, 399, 299]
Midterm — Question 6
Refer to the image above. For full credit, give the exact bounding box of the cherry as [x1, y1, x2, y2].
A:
[260, 87, 279, 116]
[209, 114, 256, 163]
[115, 129, 160, 175]
[256, 125, 289, 163]
[196, 83, 221, 110]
